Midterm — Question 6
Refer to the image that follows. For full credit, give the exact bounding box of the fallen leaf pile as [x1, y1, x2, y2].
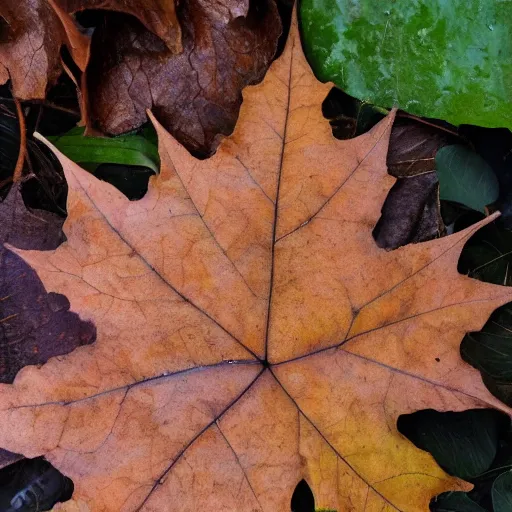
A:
[0, 0, 282, 155]
[86, 0, 281, 156]
[0, 0, 88, 100]
[1, 15, 512, 512]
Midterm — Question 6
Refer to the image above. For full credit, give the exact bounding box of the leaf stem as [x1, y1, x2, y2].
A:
[12, 97, 26, 183]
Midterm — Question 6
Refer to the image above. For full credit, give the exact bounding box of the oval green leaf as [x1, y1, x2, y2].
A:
[430, 492, 486, 512]
[436, 144, 499, 212]
[300, 0, 512, 129]
[493, 470, 512, 512]
[398, 409, 503, 480]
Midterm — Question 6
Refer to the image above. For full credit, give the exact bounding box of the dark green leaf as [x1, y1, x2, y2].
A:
[398, 409, 505, 480]
[457, 220, 512, 406]
[300, 0, 512, 130]
[462, 306, 512, 382]
[458, 221, 512, 286]
[430, 492, 486, 512]
[436, 145, 499, 213]
[461, 304, 512, 406]
[492, 471, 512, 512]
[46, 127, 160, 174]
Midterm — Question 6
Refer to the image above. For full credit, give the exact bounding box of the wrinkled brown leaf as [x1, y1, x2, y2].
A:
[0, 0, 88, 100]
[374, 172, 443, 249]
[0, 247, 96, 385]
[0, 185, 95, 470]
[86, 0, 281, 155]
[387, 117, 452, 177]
[0, 184, 64, 250]
[58, 0, 182, 52]
[373, 117, 454, 249]
[1, 13, 511, 512]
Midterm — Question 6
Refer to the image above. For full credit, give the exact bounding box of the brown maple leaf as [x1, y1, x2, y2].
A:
[0, 0, 88, 100]
[85, 0, 281, 156]
[1, 14, 511, 512]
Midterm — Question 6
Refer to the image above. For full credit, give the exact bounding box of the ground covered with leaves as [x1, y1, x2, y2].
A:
[0, 1, 512, 511]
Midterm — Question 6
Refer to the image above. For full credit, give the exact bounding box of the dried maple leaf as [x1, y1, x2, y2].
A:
[1, 14, 512, 512]
[85, 0, 281, 155]
[0, 0, 89, 100]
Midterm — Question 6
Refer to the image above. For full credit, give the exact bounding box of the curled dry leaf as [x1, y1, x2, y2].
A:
[57, 0, 182, 52]
[1, 15, 512, 512]
[374, 117, 452, 249]
[86, 0, 281, 156]
[0, 0, 88, 100]
[387, 118, 451, 178]
[373, 172, 443, 250]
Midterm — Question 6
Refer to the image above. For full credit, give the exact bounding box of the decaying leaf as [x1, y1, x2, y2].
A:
[0, 184, 95, 470]
[387, 118, 451, 178]
[0, 184, 64, 251]
[1, 14, 512, 512]
[373, 172, 443, 249]
[0, 0, 88, 100]
[373, 117, 451, 249]
[86, 0, 281, 155]
[0, 182, 95, 384]
[57, 0, 182, 52]
[0, 448, 21, 471]
[0, 247, 96, 385]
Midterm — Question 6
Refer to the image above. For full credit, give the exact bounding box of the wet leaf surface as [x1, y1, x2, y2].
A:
[300, 0, 512, 130]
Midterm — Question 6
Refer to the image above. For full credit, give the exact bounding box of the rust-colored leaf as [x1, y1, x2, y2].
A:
[0, 14, 511, 512]
[86, 0, 281, 156]
[57, 0, 182, 52]
[0, 0, 89, 100]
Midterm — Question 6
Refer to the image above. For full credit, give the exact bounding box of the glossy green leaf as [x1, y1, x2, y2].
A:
[458, 220, 512, 287]
[46, 127, 160, 174]
[493, 471, 512, 512]
[436, 145, 499, 212]
[300, 0, 512, 129]
[397, 409, 503, 480]
[430, 492, 486, 512]
[462, 305, 512, 380]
